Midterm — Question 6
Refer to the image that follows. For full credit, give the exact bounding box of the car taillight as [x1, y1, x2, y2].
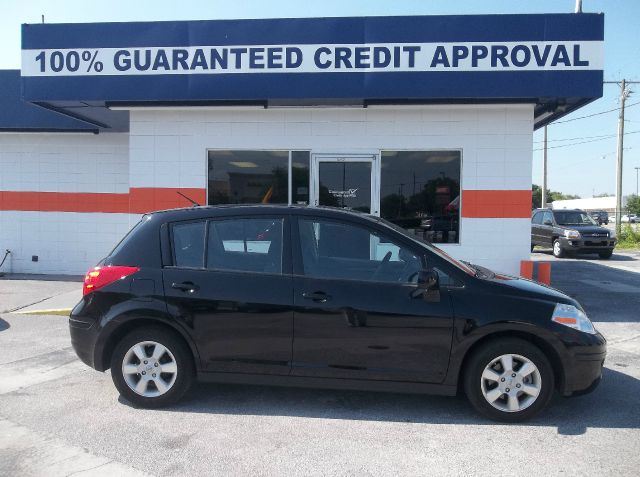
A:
[83, 265, 140, 296]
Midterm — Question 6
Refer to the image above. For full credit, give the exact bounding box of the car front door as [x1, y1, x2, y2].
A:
[541, 211, 555, 246]
[291, 216, 454, 384]
[162, 215, 294, 376]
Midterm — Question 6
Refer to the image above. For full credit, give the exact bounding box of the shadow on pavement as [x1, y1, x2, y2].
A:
[533, 249, 638, 262]
[535, 259, 640, 323]
[0, 318, 9, 332]
[121, 368, 639, 434]
[0, 273, 83, 282]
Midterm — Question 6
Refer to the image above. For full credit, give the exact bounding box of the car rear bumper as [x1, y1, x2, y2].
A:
[69, 299, 101, 370]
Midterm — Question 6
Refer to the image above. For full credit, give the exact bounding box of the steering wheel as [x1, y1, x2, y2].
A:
[371, 251, 392, 281]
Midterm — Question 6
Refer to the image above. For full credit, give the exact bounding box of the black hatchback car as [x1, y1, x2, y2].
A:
[70, 206, 605, 422]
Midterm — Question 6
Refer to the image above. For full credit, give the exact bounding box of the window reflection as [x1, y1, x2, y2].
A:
[291, 151, 310, 205]
[380, 151, 461, 244]
[208, 150, 310, 206]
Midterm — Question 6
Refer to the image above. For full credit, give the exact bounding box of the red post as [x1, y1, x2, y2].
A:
[538, 262, 551, 285]
[520, 260, 534, 279]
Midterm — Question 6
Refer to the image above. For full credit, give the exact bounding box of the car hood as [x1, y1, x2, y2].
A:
[557, 225, 609, 235]
[480, 272, 576, 305]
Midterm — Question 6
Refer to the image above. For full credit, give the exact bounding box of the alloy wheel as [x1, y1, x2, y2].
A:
[122, 341, 178, 397]
[480, 353, 542, 413]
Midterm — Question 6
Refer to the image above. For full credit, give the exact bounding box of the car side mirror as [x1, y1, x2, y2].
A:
[417, 269, 440, 302]
[543, 219, 553, 226]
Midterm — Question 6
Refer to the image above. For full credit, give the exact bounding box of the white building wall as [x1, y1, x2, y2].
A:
[129, 104, 534, 274]
[0, 133, 134, 275]
[0, 105, 534, 275]
[552, 196, 617, 211]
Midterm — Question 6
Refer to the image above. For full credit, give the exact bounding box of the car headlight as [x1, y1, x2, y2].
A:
[551, 303, 596, 334]
[609, 229, 616, 238]
[564, 230, 581, 239]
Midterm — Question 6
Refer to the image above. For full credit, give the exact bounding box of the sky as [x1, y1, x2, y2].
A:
[1, 0, 639, 199]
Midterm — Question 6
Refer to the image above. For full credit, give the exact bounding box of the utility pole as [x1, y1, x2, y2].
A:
[542, 125, 548, 208]
[635, 166, 640, 196]
[603, 80, 637, 234]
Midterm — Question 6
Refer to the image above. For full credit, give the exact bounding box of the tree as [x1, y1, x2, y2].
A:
[532, 184, 581, 209]
[627, 194, 640, 215]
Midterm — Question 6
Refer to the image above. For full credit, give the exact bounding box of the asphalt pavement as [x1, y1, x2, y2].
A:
[1, 252, 639, 476]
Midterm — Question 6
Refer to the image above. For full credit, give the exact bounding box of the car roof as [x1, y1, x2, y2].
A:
[534, 208, 586, 212]
[145, 204, 381, 224]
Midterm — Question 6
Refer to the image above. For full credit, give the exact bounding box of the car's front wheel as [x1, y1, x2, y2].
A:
[464, 338, 554, 422]
[110, 327, 194, 408]
[552, 239, 565, 258]
[599, 250, 613, 259]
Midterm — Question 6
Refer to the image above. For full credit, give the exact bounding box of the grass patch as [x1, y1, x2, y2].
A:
[617, 224, 640, 249]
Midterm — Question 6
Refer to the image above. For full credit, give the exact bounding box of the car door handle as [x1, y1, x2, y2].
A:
[171, 282, 200, 293]
[302, 291, 331, 303]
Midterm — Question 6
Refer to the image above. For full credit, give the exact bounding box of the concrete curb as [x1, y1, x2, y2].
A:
[14, 309, 72, 316]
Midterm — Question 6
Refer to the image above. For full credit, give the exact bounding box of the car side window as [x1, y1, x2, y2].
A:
[532, 212, 543, 224]
[542, 211, 554, 225]
[207, 218, 283, 274]
[172, 221, 205, 268]
[298, 218, 422, 284]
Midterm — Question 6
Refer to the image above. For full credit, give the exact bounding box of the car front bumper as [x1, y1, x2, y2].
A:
[559, 237, 616, 253]
[560, 331, 607, 397]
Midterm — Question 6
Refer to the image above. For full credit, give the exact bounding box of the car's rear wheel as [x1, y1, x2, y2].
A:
[552, 239, 565, 258]
[110, 327, 194, 408]
[599, 250, 613, 259]
[464, 338, 554, 422]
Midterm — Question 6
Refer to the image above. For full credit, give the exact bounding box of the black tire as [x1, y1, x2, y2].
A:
[110, 326, 194, 408]
[552, 239, 565, 258]
[599, 250, 613, 259]
[463, 338, 555, 422]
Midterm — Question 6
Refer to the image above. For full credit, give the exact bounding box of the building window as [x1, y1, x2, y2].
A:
[380, 151, 461, 244]
[207, 150, 310, 205]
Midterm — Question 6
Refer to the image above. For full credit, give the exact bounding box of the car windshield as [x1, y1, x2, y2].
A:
[375, 216, 476, 276]
[553, 211, 597, 226]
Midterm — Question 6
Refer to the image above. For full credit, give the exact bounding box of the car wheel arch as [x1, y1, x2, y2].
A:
[96, 317, 200, 372]
[452, 329, 566, 396]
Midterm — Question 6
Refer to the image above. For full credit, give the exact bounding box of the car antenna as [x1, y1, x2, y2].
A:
[176, 191, 201, 207]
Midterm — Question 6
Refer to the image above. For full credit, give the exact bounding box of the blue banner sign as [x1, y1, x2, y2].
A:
[21, 14, 604, 102]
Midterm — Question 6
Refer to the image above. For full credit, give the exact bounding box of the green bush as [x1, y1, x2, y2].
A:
[617, 224, 640, 249]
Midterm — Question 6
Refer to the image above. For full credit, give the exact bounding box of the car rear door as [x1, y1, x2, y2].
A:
[531, 211, 543, 245]
[290, 215, 454, 384]
[161, 214, 294, 376]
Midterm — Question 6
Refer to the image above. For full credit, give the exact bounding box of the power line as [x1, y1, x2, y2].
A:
[532, 130, 640, 151]
[553, 100, 640, 124]
[548, 148, 633, 172]
[533, 132, 615, 143]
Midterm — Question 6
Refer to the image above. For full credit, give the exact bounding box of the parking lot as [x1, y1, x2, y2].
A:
[1, 252, 639, 476]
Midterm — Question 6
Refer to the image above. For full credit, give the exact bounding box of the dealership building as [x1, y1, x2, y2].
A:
[0, 14, 603, 275]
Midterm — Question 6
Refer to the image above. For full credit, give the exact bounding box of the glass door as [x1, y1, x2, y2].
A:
[310, 154, 380, 215]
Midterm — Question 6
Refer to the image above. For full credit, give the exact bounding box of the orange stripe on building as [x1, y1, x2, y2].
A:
[0, 188, 207, 214]
[128, 188, 206, 213]
[461, 190, 532, 218]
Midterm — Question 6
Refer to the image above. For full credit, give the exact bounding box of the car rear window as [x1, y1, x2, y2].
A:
[108, 215, 148, 258]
